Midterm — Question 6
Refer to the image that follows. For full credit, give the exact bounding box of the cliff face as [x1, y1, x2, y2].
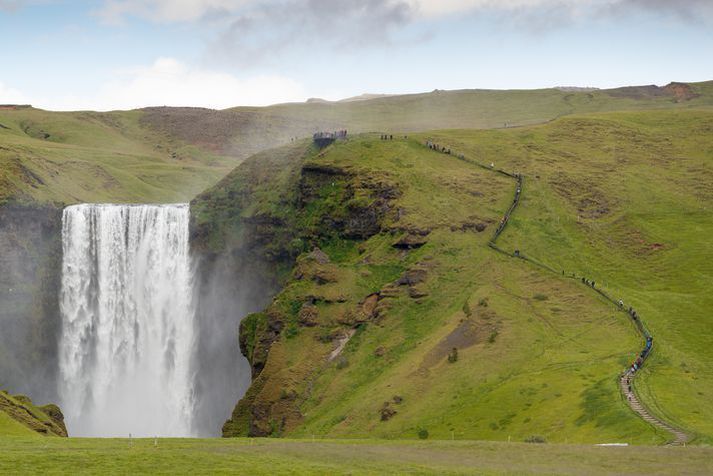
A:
[208, 138, 434, 438]
[0, 203, 62, 405]
[190, 138, 406, 437]
[189, 141, 312, 436]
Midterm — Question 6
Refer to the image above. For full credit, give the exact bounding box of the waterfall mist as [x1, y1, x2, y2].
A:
[59, 204, 196, 437]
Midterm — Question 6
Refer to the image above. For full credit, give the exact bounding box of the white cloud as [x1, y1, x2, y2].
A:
[20, 58, 306, 111]
[412, 0, 563, 16]
[96, 0, 615, 23]
[0, 0, 23, 12]
[97, 0, 250, 23]
[0, 82, 30, 104]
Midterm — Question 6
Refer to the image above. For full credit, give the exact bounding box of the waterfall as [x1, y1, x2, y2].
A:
[58, 204, 196, 437]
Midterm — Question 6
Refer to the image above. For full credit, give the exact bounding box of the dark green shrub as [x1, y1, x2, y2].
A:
[418, 428, 429, 439]
[284, 323, 299, 339]
[336, 356, 349, 369]
[462, 299, 472, 317]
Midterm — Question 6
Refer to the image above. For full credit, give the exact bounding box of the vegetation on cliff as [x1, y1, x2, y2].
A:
[0, 391, 66, 437]
[195, 117, 713, 443]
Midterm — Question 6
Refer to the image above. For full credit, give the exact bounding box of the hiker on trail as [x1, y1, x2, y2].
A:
[581, 277, 586, 284]
[490, 162, 495, 168]
[591, 281, 595, 288]
[619, 299, 624, 308]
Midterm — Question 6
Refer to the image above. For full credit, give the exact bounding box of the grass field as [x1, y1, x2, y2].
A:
[0, 437, 711, 475]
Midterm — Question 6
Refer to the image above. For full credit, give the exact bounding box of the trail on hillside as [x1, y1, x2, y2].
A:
[421, 139, 692, 445]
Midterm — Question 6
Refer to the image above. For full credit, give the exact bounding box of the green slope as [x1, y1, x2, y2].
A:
[4, 80, 710, 206]
[146, 80, 713, 163]
[420, 109, 713, 443]
[0, 391, 66, 437]
[195, 108, 712, 444]
[0, 108, 237, 205]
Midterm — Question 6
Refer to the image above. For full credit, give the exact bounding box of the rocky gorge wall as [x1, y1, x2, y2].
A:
[0, 203, 62, 405]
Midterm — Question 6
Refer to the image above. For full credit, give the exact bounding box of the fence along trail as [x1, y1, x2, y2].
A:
[421, 137, 692, 445]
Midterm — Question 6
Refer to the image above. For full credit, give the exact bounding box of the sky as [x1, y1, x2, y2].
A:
[1, 0, 712, 111]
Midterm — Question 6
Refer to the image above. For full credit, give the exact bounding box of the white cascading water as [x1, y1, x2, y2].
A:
[59, 204, 196, 437]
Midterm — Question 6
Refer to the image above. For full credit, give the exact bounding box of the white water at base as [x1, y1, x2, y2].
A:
[59, 204, 196, 437]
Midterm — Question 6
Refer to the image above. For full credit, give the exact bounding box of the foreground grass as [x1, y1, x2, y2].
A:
[1, 437, 711, 475]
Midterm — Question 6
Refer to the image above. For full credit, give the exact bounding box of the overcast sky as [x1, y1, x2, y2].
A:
[1, 0, 712, 110]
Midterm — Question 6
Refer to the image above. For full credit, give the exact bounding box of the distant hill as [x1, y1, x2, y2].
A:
[1, 80, 712, 205]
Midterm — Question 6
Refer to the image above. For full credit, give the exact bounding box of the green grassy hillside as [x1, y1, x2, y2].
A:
[2, 80, 712, 205]
[0, 391, 66, 437]
[194, 107, 712, 444]
[0, 437, 712, 475]
[420, 109, 713, 443]
[2, 81, 712, 445]
[145, 80, 713, 162]
[0, 107, 236, 205]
